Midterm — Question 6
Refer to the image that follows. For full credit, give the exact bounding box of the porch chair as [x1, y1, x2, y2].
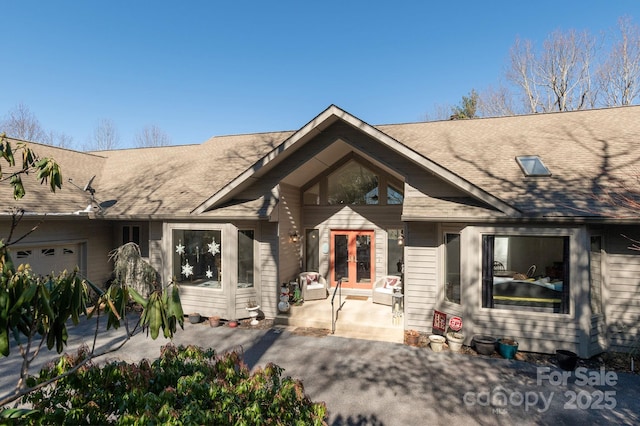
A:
[299, 272, 328, 301]
[372, 275, 402, 305]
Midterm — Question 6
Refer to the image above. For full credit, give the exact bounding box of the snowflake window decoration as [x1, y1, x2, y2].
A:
[205, 266, 213, 279]
[182, 261, 193, 278]
[207, 240, 220, 256]
[175, 242, 185, 255]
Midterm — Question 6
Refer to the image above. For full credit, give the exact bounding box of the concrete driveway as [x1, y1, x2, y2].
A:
[2, 316, 639, 425]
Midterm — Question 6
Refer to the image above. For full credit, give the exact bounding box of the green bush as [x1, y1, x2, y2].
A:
[18, 344, 327, 425]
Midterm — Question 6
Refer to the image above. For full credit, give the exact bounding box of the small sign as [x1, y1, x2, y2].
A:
[432, 310, 447, 332]
[449, 316, 463, 331]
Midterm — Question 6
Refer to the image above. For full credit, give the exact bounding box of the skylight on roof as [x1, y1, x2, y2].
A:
[515, 155, 551, 177]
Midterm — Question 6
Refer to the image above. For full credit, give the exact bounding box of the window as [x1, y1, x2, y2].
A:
[238, 230, 254, 288]
[445, 233, 461, 304]
[173, 229, 222, 288]
[16, 250, 32, 259]
[123, 225, 141, 246]
[482, 235, 569, 313]
[516, 155, 551, 177]
[590, 236, 603, 314]
[305, 229, 319, 272]
[387, 183, 404, 205]
[302, 155, 404, 206]
[303, 183, 320, 205]
[387, 229, 404, 276]
[327, 160, 378, 205]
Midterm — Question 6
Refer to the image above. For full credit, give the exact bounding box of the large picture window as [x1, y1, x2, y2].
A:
[173, 229, 222, 288]
[482, 235, 569, 314]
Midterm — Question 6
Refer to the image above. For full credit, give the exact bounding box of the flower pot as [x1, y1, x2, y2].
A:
[188, 313, 201, 324]
[497, 338, 518, 359]
[428, 335, 446, 352]
[446, 332, 465, 352]
[227, 320, 238, 328]
[209, 316, 220, 327]
[246, 306, 260, 326]
[556, 350, 578, 371]
[405, 331, 420, 346]
[472, 335, 496, 356]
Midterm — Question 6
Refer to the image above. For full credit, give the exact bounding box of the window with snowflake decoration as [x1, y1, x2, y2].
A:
[173, 229, 222, 288]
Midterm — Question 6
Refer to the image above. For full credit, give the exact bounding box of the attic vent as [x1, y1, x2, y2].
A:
[516, 155, 551, 177]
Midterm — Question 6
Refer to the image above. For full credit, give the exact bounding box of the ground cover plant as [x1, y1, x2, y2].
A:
[18, 344, 327, 425]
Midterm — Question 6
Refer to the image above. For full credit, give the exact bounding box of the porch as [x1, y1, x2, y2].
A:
[273, 291, 404, 343]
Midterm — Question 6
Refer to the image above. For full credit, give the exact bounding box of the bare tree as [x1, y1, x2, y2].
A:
[43, 130, 74, 149]
[84, 118, 120, 151]
[0, 103, 46, 142]
[507, 30, 599, 113]
[477, 85, 517, 117]
[134, 124, 172, 147]
[599, 16, 640, 106]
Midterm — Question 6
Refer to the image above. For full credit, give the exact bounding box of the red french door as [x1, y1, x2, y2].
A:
[330, 230, 375, 289]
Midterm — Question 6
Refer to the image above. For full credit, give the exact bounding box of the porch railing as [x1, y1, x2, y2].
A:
[331, 278, 345, 334]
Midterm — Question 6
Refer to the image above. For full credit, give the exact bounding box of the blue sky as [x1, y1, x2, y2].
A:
[1, 1, 638, 149]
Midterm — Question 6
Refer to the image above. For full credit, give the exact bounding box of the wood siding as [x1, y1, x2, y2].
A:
[260, 222, 279, 318]
[404, 223, 439, 330]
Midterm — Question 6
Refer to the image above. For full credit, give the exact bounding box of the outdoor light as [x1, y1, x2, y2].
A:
[289, 231, 299, 243]
[397, 230, 405, 246]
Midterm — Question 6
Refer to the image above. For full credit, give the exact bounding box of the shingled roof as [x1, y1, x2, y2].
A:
[1, 105, 639, 221]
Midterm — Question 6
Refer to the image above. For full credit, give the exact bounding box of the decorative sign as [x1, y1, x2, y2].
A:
[432, 310, 447, 332]
[449, 316, 463, 331]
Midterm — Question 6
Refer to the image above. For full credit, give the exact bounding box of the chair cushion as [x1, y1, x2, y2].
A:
[383, 277, 399, 289]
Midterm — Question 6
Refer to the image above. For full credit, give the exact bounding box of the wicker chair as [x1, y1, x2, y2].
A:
[372, 275, 402, 305]
[299, 272, 328, 301]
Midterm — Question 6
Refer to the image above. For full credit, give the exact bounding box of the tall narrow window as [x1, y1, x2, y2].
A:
[590, 236, 603, 314]
[238, 230, 254, 288]
[387, 229, 404, 276]
[445, 233, 461, 304]
[305, 229, 319, 272]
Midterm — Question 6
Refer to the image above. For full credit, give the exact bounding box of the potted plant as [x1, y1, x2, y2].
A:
[445, 317, 464, 352]
[188, 312, 201, 324]
[472, 335, 497, 356]
[208, 315, 221, 327]
[246, 300, 261, 326]
[446, 329, 465, 352]
[428, 334, 446, 352]
[405, 329, 420, 346]
[556, 349, 578, 371]
[497, 338, 519, 359]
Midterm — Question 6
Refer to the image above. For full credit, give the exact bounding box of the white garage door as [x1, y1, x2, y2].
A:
[14, 244, 82, 276]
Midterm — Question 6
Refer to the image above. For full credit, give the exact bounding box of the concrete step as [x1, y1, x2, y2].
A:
[274, 297, 404, 343]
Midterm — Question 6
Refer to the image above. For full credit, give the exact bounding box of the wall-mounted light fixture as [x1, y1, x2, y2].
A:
[397, 230, 405, 246]
[289, 231, 300, 243]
